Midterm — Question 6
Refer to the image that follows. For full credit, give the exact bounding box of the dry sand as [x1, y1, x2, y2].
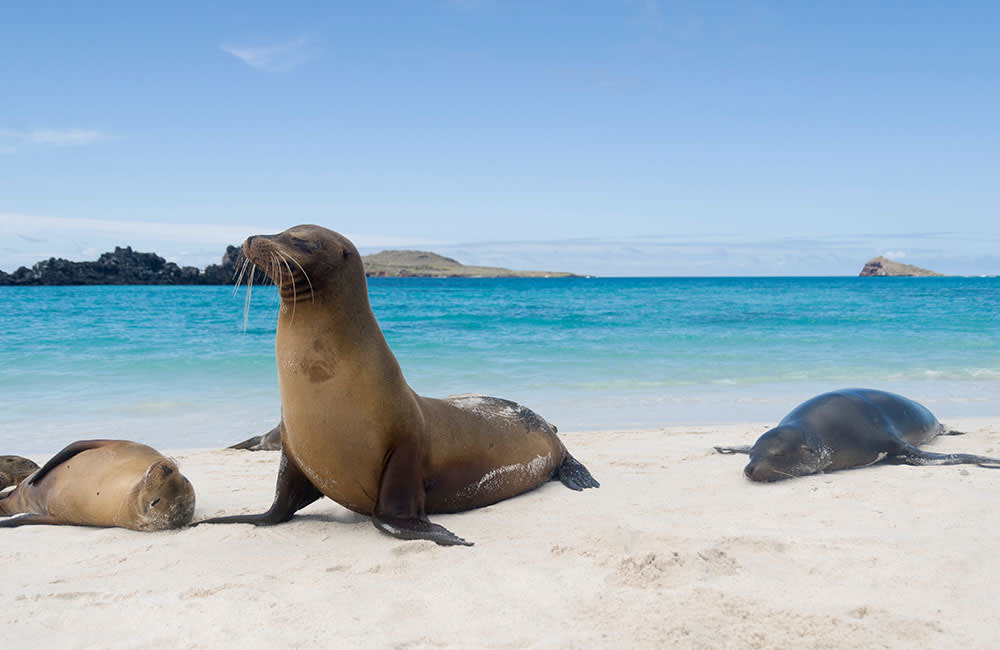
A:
[3, 419, 1000, 649]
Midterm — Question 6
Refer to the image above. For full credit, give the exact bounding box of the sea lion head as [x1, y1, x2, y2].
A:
[130, 460, 196, 530]
[0, 455, 40, 490]
[743, 426, 824, 482]
[241, 225, 364, 303]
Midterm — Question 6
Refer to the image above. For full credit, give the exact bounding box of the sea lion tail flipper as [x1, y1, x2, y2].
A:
[28, 440, 115, 486]
[941, 429, 966, 436]
[195, 451, 322, 526]
[556, 452, 599, 490]
[0, 513, 65, 528]
[714, 445, 752, 455]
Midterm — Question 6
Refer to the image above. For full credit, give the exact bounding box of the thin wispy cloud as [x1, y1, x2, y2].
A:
[220, 36, 315, 72]
[28, 129, 104, 146]
[0, 128, 106, 152]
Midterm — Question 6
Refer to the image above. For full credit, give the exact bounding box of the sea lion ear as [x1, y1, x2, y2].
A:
[142, 460, 172, 482]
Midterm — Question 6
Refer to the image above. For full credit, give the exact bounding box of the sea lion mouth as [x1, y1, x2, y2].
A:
[744, 461, 798, 482]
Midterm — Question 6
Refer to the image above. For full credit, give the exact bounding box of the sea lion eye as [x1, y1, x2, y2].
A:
[149, 498, 161, 508]
[289, 236, 323, 253]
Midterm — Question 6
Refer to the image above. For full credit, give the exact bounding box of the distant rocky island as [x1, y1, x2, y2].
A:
[0, 245, 577, 285]
[859, 256, 944, 277]
[362, 250, 578, 278]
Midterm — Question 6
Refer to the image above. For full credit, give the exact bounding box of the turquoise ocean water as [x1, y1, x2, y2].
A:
[1, 277, 998, 453]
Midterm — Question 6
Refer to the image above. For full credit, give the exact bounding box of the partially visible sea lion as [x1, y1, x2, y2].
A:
[198, 225, 598, 545]
[0, 440, 196, 530]
[715, 388, 1000, 481]
[0, 456, 40, 490]
[229, 423, 282, 451]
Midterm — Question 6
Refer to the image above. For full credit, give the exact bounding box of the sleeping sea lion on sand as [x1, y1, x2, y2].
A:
[0, 440, 195, 530]
[715, 388, 1000, 481]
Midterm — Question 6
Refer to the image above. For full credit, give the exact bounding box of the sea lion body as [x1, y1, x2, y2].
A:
[0, 440, 195, 530]
[716, 388, 1000, 481]
[200, 225, 597, 544]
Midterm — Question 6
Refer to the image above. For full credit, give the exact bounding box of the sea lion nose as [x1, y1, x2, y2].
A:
[744, 463, 755, 480]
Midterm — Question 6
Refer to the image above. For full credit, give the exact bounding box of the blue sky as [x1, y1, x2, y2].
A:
[2, 2, 998, 276]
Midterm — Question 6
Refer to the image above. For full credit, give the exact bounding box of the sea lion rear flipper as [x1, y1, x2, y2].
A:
[0, 513, 65, 528]
[373, 442, 472, 547]
[228, 423, 282, 451]
[28, 440, 115, 486]
[714, 445, 752, 455]
[896, 442, 1000, 468]
[556, 452, 599, 490]
[195, 450, 322, 526]
[228, 435, 265, 450]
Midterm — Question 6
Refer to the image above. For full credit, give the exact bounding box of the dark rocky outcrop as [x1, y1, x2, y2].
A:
[859, 256, 944, 277]
[0, 245, 243, 286]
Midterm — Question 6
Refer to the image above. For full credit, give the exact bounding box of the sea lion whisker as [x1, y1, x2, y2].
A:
[271, 252, 297, 322]
[277, 251, 301, 322]
[233, 258, 250, 297]
[289, 254, 315, 303]
[242, 265, 256, 333]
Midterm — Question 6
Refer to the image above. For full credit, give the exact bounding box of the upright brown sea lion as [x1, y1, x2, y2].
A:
[0, 455, 40, 490]
[715, 388, 1000, 481]
[198, 225, 598, 545]
[0, 440, 196, 530]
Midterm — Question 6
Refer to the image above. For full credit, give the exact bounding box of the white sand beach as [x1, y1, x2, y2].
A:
[3, 419, 1000, 649]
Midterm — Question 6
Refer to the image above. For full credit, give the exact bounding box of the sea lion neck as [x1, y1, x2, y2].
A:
[275, 285, 407, 385]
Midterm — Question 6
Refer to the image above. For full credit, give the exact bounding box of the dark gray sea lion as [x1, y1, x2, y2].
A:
[0, 440, 196, 530]
[0, 456, 40, 490]
[229, 423, 282, 451]
[198, 225, 598, 545]
[715, 388, 1000, 481]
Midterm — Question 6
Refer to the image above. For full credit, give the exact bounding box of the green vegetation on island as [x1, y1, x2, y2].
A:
[361, 250, 579, 278]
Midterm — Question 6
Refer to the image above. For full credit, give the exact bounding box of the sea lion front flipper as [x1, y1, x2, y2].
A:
[714, 445, 752, 455]
[0, 513, 65, 528]
[895, 442, 1000, 468]
[28, 439, 115, 486]
[372, 441, 472, 547]
[195, 450, 322, 526]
